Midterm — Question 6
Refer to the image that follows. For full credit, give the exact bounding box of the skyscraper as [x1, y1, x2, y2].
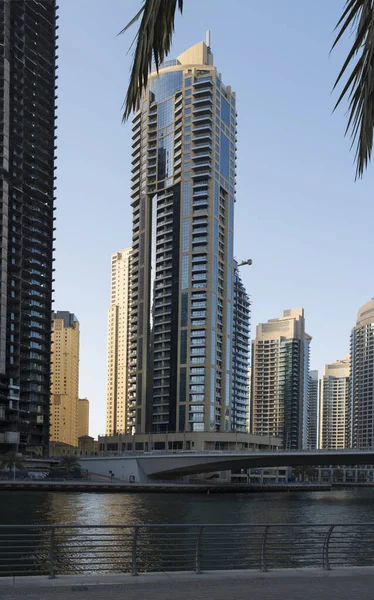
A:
[106, 248, 132, 435]
[50, 312, 79, 447]
[319, 357, 350, 449]
[307, 370, 318, 450]
[78, 397, 89, 438]
[231, 263, 250, 432]
[128, 39, 241, 434]
[0, 1, 57, 455]
[251, 308, 310, 449]
[351, 299, 374, 448]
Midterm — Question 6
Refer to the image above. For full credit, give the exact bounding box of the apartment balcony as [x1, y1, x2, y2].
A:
[192, 95, 213, 106]
[191, 169, 211, 180]
[193, 85, 213, 96]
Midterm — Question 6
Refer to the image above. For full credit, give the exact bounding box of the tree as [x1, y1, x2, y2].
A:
[0, 452, 24, 474]
[121, 0, 374, 179]
[58, 455, 81, 474]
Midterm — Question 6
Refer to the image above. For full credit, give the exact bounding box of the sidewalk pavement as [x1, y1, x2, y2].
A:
[1, 568, 374, 600]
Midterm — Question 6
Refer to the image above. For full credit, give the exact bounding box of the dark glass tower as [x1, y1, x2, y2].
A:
[0, 0, 57, 455]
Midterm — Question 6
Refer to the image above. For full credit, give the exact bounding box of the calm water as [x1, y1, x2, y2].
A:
[1, 488, 374, 525]
[2, 490, 374, 576]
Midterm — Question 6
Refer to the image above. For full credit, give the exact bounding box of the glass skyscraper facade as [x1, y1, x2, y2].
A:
[128, 40, 247, 434]
[0, 0, 57, 455]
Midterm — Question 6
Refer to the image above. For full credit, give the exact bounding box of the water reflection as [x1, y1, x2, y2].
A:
[2, 490, 374, 576]
[2, 489, 374, 526]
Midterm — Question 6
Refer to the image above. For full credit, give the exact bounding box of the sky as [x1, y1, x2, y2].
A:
[55, 0, 374, 438]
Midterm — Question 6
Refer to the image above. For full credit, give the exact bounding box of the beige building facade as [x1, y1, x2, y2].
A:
[251, 308, 311, 449]
[50, 312, 80, 447]
[106, 248, 132, 435]
[319, 357, 350, 449]
[78, 398, 89, 438]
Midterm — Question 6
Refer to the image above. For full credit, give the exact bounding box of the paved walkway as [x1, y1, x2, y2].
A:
[1, 569, 374, 600]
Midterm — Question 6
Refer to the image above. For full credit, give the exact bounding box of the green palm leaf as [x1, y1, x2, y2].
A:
[120, 0, 183, 121]
[332, 0, 374, 178]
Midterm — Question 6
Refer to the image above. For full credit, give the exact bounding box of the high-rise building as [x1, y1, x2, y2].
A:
[78, 397, 89, 438]
[106, 248, 132, 435]
[231, 263, 250, 432]
[0, 1, 57, 456]
[319, 357, 350, 449]
[351, 299, 374, 448]
[251, 308, 311, 449]
[301, 334, 311, 449]
[50, 312, 79, 447]
[128, 39, 241, 434]
[307, 370, 318, 449]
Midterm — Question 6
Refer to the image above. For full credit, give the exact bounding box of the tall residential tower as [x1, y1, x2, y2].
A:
[319, 357, 350, 449]
[128, 40, 246, 434]
[351, 300, 374, 448]
[307, 370, 318, 450]
[231, 263, 250, 432]
[106, 248, 132, 435]
[251, 308, 311, 449]
[78, 397, 89, 438]
[50, 312, 79, 447]
[0, 1, 57, 455]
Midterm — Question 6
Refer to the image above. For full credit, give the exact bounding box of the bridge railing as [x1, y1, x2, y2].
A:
[1, 522, 374, 578]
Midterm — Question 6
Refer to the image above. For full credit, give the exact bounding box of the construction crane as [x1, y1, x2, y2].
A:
[236, 258, 252, 267]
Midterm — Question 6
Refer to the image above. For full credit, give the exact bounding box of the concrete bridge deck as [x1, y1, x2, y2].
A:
[1, 569, 374, 600]
[80, 449, 374, 482]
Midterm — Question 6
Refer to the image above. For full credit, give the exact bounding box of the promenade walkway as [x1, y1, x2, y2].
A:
[1, 568, 374, 600]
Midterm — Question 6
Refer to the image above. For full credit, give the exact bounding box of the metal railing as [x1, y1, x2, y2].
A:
[1, 523, 374, 578]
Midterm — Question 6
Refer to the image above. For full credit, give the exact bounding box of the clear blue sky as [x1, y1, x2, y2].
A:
[55, 0, 374, 438]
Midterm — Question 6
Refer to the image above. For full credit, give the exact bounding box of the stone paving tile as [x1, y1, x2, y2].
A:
[1, 572, 374, 600]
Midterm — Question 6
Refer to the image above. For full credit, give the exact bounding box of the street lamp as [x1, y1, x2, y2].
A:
[237, 258, 252, 268]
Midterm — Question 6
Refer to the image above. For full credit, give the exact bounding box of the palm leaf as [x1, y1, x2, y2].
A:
[332, 0, 374, 179]
[120, 0, 183, 121]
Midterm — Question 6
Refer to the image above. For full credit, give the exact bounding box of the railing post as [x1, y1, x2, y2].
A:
[49, 527, 56, 579]
[261, 526, 269, 572]
[195, 526, 204, 574]
[323, 525, 335, 571]
[132, 526, 139, 576]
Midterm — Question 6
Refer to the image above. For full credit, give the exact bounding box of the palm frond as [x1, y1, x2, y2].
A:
[332, 0, 374, 179]
[120, 0, 183, 121]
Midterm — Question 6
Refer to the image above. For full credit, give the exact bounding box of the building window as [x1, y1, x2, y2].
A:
[211, 331, 216, 365]
[181, 293, 188, 327]
[182, 219, 190, 252]
[181, 255, 189, 290]
[212, 293, 217, 328]
[179, 406, 186, 430]
[183, 181, 191, 216]
[158, 98, 174, 128]
[214, 219, 219, 254]
[180, 330, 187, 364]
[192, 423, 204, 432]
[213, 256, 218, 292]
[180, 368, 186, 403]
[220, 132, 230, 180]
[227, 266, 232, 299]
[227, 302, 231, 335]
[221, 96, 230, 125]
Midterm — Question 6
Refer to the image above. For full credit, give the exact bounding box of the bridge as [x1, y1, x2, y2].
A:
[80, 449, 374, 482]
